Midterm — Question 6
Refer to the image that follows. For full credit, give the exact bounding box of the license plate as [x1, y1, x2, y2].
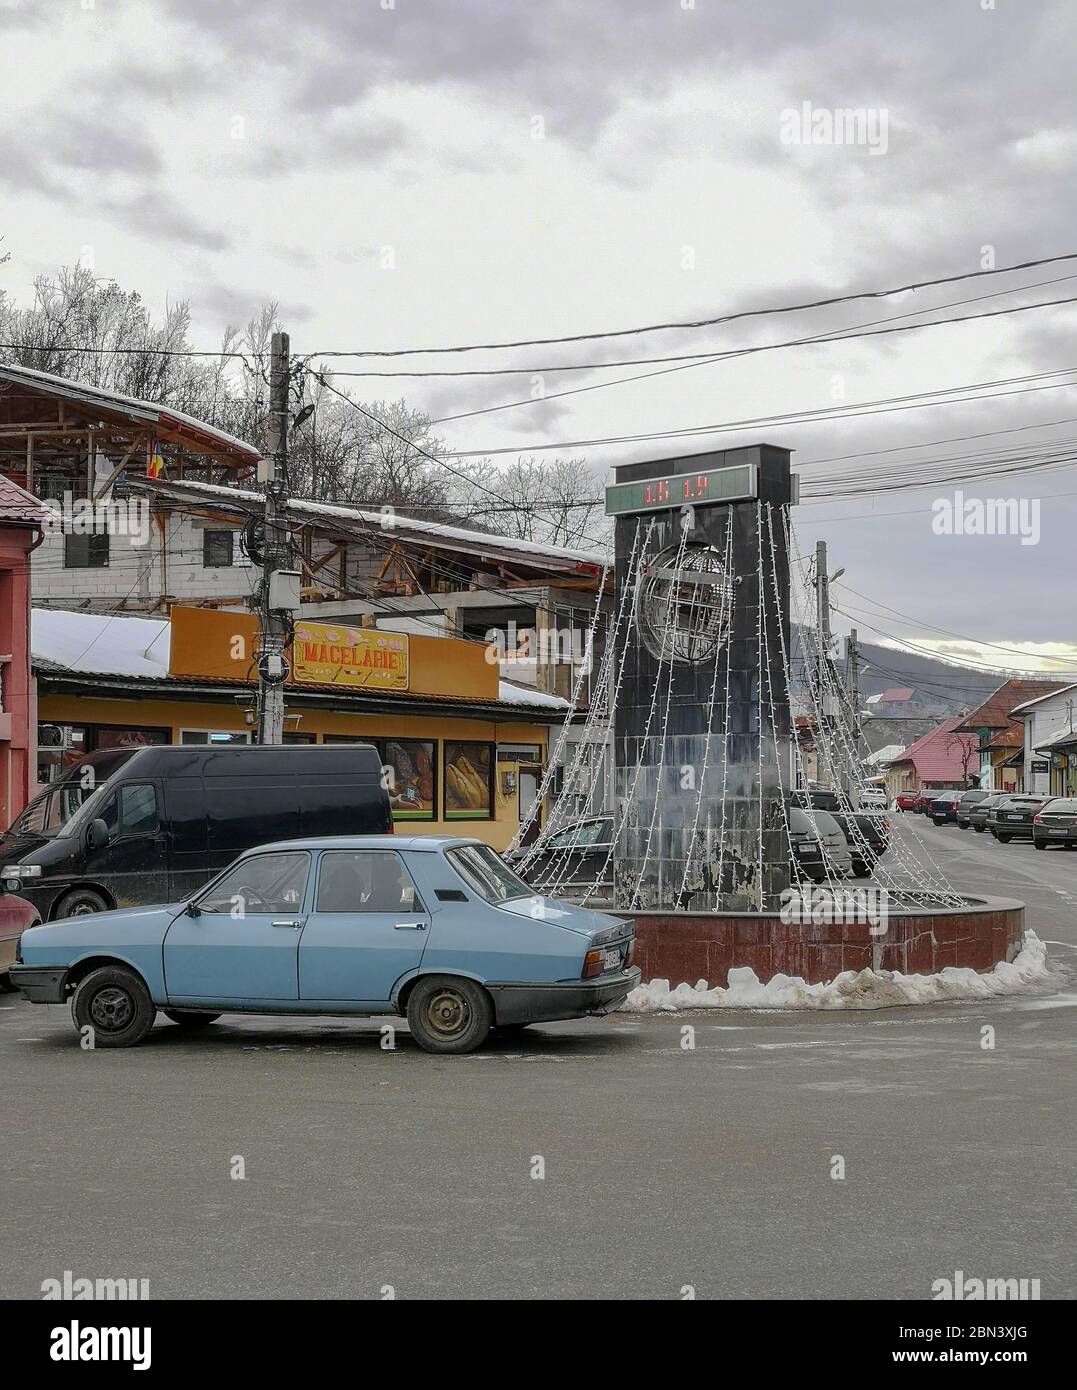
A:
[1004, 813, 1023, 820]
[602, 947, 622, 971]
[1049, 829, 1068, 836]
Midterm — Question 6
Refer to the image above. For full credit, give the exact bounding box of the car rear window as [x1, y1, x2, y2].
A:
[447, 843, 533, 904]
[1042, 799, 1077, 813]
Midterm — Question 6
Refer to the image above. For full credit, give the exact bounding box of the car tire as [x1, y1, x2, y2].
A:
[996, 833, 1012, 843]
[974, 825, 985, 833]
[1034, 840, 1047, 851]
[163, 1010, 221, 1029]
[71, 966, 155, 1049]
[931, 816, 945, 825]
[0, 970, 17, 993]
[406, 976, 493, 1055]
[53, 887, 110, 919]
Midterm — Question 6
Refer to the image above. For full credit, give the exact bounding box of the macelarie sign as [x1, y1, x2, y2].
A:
[605, 462, 758, 517]
[293, 621, 409, 691]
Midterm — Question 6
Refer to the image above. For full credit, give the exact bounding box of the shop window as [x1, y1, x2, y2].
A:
[444, 741, 493, 820]
[180, 730, 251, 745]
[379, 739, 436, 821]
[64, 531, 109, 568]
[203, 530, 235, 568]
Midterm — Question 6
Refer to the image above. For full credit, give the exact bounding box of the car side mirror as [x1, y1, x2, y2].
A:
[184, 900, 201, 918]
[86, 818, 111, 852]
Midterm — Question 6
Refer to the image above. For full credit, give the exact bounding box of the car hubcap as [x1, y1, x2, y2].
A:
[90, 987, 133, 1032]
[426, 990, 469, 1038]
[71, 901, 97, 916]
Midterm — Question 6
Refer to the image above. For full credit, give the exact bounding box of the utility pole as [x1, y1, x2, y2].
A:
[255, 330, 292, 744]
[814, 540, 831, 720]
[847, 626, 863, 756]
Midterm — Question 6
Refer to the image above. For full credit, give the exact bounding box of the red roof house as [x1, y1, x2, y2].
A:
[888, 716, 980, 790]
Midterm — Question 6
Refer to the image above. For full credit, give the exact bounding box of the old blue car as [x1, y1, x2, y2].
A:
[9, 836, 639, 1054]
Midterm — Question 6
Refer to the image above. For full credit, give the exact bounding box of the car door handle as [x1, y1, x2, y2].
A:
[393, 921, 426, 930]
[272, 919, 303, 929]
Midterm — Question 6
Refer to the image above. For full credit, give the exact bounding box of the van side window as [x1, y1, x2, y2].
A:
[120, 784, 159, 835]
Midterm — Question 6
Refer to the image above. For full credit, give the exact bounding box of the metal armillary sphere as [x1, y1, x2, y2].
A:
[635, 541, 734, 664]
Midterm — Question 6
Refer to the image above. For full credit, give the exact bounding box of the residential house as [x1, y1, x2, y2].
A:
[1009, 684, 1077, 799]
[885, 717, 980, 797]
[955, 679, 1068, 791]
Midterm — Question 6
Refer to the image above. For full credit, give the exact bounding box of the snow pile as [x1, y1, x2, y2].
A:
[622, 930, 1051, 1012]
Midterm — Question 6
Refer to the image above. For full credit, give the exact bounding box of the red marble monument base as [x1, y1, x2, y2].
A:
[629, 899, 1024, 987]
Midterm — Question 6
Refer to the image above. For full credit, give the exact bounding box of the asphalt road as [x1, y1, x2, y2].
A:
[3, 817, 1075, 1301]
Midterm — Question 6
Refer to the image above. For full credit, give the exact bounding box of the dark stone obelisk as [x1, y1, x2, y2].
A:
[610, 444, 794, 911]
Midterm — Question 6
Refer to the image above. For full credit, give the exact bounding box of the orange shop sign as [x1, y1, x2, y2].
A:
[293, 622, 409, 691]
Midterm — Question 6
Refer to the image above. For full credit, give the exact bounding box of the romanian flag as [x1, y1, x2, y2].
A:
[147, 443, 165, 479]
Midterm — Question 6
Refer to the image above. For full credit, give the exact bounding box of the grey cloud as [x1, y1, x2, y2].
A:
[97, 193, 231, 252]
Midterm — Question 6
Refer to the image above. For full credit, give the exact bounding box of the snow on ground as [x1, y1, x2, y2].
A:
[622, 930, 1052, 1012]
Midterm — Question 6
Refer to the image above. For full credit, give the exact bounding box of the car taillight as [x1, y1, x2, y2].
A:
[1034, 815, 1043, 823]
[583, 949, 605, 978]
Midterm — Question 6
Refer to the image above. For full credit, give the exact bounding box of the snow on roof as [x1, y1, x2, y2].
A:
[32, 608, 170, 679]
[144, 477, 609, 570]
[862, 743, 905, 767]
[0, 363, 260, 461]
[31, 607, 571, 711]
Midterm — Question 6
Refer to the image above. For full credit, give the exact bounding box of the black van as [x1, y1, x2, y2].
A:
[0, 744, 392, 919]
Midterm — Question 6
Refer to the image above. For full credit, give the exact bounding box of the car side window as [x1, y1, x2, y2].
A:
[198, 852, 310, 916]
[315, 850, 422, 914]
[119, 784, 158, 835]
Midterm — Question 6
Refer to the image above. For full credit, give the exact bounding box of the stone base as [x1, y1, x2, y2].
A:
[629, 899, 1024, 987]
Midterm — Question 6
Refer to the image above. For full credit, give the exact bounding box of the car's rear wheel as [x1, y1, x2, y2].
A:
[1034, 840, 1047, 850]
[0, 970, 16, 993]
[974, 824, 985, 833]
[72, 966, 155, 1048]
[163, 1010, 221, 1029]
[996, 833, 1012, 843]
[54, 887, 110, 919]
[406, 976, 493, 1054]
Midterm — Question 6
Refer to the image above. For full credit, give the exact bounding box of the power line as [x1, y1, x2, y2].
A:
[428, 293, 1077, 427]
[303, 252, 1077, 358]
[440, 368, 1077, 457]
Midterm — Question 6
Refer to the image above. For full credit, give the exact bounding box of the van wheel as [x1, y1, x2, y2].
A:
[54, 887, 110, 919]
[406, 977, 493, 1054]
[71, 966, 155, 1049]
[163, 1010, 221, 1029]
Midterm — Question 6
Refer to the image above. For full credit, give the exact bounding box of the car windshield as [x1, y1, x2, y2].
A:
[447, 843, 533, 904]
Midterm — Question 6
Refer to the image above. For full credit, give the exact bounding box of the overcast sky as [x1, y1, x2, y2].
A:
[3, 0, 1076, 673]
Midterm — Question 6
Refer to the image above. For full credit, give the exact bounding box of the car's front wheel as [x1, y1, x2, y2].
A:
[71, 966, 155, 1048]
[163, 1010, 221, 1029]
[406, 976, 493, 1054]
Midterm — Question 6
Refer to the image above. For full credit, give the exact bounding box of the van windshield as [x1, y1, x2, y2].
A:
[58, 780, 115, 838]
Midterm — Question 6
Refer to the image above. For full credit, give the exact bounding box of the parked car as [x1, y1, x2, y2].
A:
[0, 891, 40, 990]
[986, 794, 1047, 843]
[912, 788, 946, 814]
[930, 789, 984, 825]
[965, 791, 1007, 833]
[1032, 797, 1077, 850]
[859, 785, 890, 809]
[787, 805, 853, 881]
[791, 790, 889, 877]
[954, 789, 991, 828]
[504, 815, 614, 900]
[894, 791, 920, 813]
[10, 835, 641, 1054]
[0, 743, 392, 921]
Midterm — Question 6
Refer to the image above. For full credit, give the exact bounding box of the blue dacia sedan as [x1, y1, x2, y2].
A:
[10, 836, 639, 1054]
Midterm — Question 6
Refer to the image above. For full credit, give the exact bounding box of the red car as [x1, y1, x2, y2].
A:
[894, 791, 919, 812]
[0, 891, 41, 990]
